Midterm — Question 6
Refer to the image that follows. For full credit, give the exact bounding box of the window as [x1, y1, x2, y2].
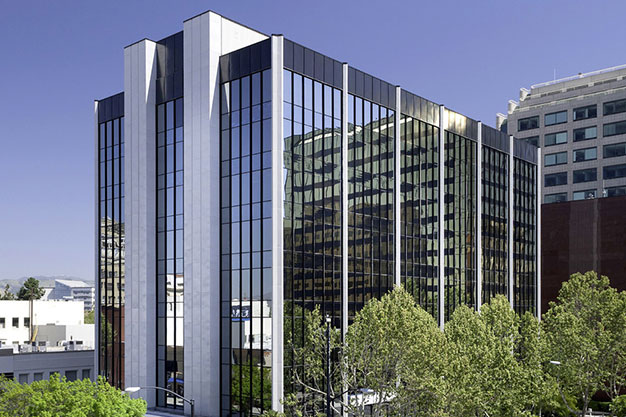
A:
[0, 318, 4, 329]
[33, 373, 43, 382]
[573, 168, 597, 183]
[545, 110, 567, 126]
[603, 143, 626, 158]
[65, 370, 77, 382]
[545, 172, 567, 187]
[604, 121, 626, 137]
[544, 151, 567, 166]
[604, 163, 626, 179]
[23, 318, 29, 328]
[518, 116, 539, 131]
[12, 318, 18, 328]
[49, 372, 59, 379]
[82, 369, 91, 380]
[607, 186, 626, 197]
[573, 190, 596, 200]
[545, 131, 567, 146]
[545, 193, 567, 203]
[18, 374, 28, 384]
[573, 105, 597, 120]
[522, 136, 539, 147]
[573, 147, 597, 162]
[603, 98, 626, 116]
[574, 126, 597, 142]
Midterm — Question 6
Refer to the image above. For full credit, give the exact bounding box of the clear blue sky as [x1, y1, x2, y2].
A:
[1, 0, 624, 281]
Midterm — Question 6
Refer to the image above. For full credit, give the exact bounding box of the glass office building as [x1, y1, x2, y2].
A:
[95, 11, 540, 416]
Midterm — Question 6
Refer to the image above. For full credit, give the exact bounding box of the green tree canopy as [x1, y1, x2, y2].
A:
[0, 284, 15, 300]
[0, 374, 146, 417]
[17, 277, 45, 301]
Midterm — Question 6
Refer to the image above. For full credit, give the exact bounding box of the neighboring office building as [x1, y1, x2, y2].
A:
[0, 345, 94, 384]
[95, 11, 540, 416]
[0, 300, 89, 347]
[45, 279, 96, 311]
[541, 195, 626, 314]
[500, 64, 626, 204]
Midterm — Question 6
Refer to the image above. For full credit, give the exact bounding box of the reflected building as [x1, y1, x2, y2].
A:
[95, 11, 540, 416]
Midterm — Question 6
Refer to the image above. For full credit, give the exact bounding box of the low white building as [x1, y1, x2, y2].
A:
[46, 280, 95, 311]
[0, 346, 94, 383]
[0, 300, 86, 347]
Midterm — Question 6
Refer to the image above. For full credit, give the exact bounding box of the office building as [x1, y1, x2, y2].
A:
[501, 65, 626, 204]
[541, 195, 626, 313]
[95, 11, 540, 416]
[45, 280, 96, 311]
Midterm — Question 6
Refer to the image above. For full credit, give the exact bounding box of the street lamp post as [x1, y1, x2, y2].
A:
[325, 314, 332, 417]
[125, 386, 195, 417]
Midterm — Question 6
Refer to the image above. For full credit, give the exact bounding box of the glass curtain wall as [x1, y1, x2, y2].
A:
[481, 147, 509, 304]
[443, 132, 477, 320]
[347, 94, 395, 321]
[282, 69, 343, 413]
[156, 98, 184, 408]
[98, 116, 125, 388]
[513, 159, 537, 315]
[399, 115, 439, 318]
[220, 69, 273, 416]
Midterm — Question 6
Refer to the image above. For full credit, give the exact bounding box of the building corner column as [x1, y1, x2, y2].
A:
[93, 100, 100, 378]
[341, 64, 349, 340]
[536, 146, 542, 320]
[508, 135, 515, 309]
[394, 87, 401, 288]
[438, 105, 446, 330]
[476, 123, 483, 312]
[271, 34, 285, 413]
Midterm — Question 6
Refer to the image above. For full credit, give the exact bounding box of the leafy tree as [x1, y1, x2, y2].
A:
[0, 284, 15, 300]
[84, 310, 95, 324]
[611, 395, 626, 417]
[17, 277, 45, 301]
[542, 271, 615, 416]
[0, 374, 146, 416]
[603, 289, 626, 401]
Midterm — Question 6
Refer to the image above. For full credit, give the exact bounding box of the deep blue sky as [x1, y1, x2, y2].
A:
[1, 1, 625, 281]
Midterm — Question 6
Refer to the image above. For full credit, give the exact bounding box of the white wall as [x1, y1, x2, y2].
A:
[0, 301, 84, 345]
[36, 324, 95, 348]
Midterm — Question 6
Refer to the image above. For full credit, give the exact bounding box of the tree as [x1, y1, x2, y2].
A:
[542, 271, 615, 416]
[0, 284, 15, 300]
[17, 277, 45, 301]
[84, 310, 95, 324]
[0, 374, 146, 416]
[603, 289, 626, 402]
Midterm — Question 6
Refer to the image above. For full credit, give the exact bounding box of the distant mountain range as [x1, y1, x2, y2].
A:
[0, 275, 91, 294]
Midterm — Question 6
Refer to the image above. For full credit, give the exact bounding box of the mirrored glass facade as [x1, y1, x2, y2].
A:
[347, 94, 395, 320]
[481, 147, 509, 304]
[399, 115, 439, 317]
[156, 98, 184, 408]
[513, 158, 537, 315]
[220, 69, 273, 416]
[98, 111, 125, 389]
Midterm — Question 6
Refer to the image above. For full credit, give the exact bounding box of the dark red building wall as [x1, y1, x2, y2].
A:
[541, 195, 626, 315]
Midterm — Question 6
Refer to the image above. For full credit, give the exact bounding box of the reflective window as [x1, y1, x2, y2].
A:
[544, 151, 567, 166]
[604, 163, 626, 179]
[521, 136, 539, 147]
[573, 189, 596, 200]
[573, 105, 596, 121]
[573, 126, 597, 142]
[604, 142, 626, 158]
[221, 69, 273, 416]
[544, 131, 567, 146]
[156, 97, 184, 409]
[544, 172, 567, 187]
[545, 111, 567, 126]
[607, 185, 626, 197]
[603, 98, 626, 116]
[604, 121, 626, 137]
[97, 115, 125, 389]
[518, 116, 538, 131]
[400, 115, 439, 318]
[573, 147, 596, 163]
[545, 193, 567, 204]
[573, 168, 597, 183]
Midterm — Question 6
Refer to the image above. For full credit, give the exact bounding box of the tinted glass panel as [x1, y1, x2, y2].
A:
[603, 99, 626, 116]
[604, 142, 626, 158]
[545, 131, 567, 146]
[545, 111, 567, 126]
[545, 193, 567, 204]
[573, 168, 597, 183]
[573, 126, 597, 142]
[573, 190, 596, 200]
[544, 151, 567, 166]
[544, 172, 567, 187]
[573, 105, 596, 121]
[573, 147, 596, 162]
[604, 164, 626, 179]
[604, 121, 626, 137]
[518, 116, 538, 131]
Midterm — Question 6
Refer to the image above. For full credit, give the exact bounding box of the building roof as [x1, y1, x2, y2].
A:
[55, 280, 93, 288]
